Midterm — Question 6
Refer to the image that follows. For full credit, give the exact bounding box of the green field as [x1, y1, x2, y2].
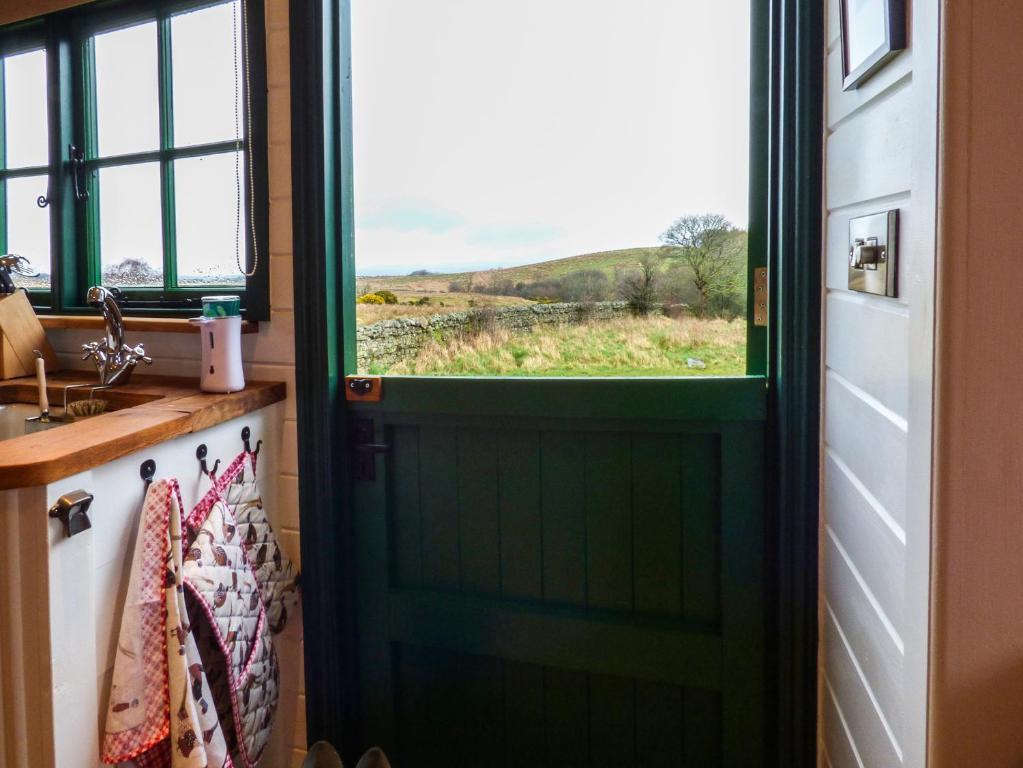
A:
[387, 315, 746, 377]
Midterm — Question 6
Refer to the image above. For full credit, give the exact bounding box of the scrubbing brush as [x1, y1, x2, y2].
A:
[66, 399, 109, 419]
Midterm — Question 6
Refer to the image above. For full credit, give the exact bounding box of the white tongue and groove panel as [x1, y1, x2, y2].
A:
[819, 0, 939, 765]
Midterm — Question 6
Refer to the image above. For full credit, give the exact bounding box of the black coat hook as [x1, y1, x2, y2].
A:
[140, 459, 156, 490]
[196, 444, 220, 478]
[242, 426, 262, 456]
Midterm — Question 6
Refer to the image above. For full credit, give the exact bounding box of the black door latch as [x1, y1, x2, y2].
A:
[351, 417, 389, 481]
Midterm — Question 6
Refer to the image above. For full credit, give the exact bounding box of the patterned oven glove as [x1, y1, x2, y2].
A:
[225, 454, 300, 635]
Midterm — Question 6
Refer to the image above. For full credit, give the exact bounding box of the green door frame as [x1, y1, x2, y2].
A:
[289, 0, 822, 763]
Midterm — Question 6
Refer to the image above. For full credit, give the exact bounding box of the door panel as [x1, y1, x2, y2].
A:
[352, 378, 765, 766]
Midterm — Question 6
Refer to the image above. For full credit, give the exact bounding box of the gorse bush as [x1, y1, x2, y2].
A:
[357, 293, 386, 305]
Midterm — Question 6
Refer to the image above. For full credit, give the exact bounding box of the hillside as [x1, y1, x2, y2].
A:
[357, 246, 673, 294]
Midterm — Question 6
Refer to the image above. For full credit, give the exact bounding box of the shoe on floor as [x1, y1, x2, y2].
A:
[302, 742, 344, 768]
[355, 747, 392, 768]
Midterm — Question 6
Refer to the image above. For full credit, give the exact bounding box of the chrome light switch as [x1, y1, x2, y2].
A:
[848, 210, 898, 297]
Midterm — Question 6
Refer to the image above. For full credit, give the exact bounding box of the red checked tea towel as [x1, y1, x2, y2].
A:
[102, 479, 232, 768]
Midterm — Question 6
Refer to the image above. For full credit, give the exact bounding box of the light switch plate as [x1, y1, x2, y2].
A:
[848, 210, 899, 297]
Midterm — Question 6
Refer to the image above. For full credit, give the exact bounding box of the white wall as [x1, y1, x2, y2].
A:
[819, 1, 939, 766]
[44, 2, 306, 763]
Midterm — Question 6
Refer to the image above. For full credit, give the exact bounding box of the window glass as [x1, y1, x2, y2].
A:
[3, 49, 48, 169]
[5, 176, 51, 289]
[94, 22, 160, 157]
[174, 152, 246, 286]
[171, 1, 244, 148]
[98, 163, 163, 287]
[352, 0, 751, 377]
[0, 0, 267, 312]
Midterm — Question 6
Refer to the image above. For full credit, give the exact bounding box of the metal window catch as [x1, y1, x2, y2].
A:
[49, 490, 94, 538]
[69, 144, 89, 202]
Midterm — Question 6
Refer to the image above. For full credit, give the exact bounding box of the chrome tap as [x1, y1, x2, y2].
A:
[81, 286, 152, 385]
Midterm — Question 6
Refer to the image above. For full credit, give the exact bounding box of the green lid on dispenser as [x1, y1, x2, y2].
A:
[201, 295, 241, 318]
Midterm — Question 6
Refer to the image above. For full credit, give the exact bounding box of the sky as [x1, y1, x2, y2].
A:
[351, 0, 751, 276]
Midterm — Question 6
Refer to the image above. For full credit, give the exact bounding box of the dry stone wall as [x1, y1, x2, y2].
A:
[357, 301, 631, 371]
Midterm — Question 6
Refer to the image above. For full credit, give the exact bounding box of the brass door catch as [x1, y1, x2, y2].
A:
[753, 267, 768, 327]
[346, 376, 382, 402]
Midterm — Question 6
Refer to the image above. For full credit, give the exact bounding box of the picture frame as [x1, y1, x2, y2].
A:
[839, 0, 906, 91]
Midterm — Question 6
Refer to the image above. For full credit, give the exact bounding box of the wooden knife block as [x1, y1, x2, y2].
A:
[0, 291, 57, 379]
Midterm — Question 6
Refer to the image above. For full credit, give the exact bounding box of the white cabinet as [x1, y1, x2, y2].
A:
[0, 403, 283, 768]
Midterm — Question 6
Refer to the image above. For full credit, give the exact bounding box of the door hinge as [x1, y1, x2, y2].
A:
[753, 267, 768, 327]
[350, 417, 390, 481]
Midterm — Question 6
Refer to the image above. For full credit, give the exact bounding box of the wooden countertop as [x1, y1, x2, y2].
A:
[0, 372, 285, 489]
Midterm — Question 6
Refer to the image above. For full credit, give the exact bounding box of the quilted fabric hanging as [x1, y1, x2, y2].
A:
[103, 447, 299, 767]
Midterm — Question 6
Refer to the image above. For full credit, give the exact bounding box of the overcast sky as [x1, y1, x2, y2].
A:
[352, 0, 751, 276]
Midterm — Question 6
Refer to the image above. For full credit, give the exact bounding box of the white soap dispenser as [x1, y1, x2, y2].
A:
[190, 296, 245, 393]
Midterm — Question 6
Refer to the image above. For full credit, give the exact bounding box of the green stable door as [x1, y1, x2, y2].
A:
[347, 377, 767, 766]
[340, 1, 774, 764]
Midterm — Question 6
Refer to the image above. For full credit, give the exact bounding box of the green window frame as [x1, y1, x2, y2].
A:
[0, 0, 269, 319]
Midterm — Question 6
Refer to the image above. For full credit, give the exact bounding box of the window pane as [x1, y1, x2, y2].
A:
[171, 1, 243, 147]
[94, 22, 159, 157]
[3, 49, 49, 169]
[4, 176, 50, 289]
[174, 152, 246, 287]
[99, 163, 163, 287]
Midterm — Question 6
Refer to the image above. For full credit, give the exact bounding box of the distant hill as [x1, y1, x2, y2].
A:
[358, 246, 673, 293]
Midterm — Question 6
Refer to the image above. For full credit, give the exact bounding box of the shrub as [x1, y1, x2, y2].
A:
[464, 307, 497, 336]
[357, 293, 385, 305]
[375, 290, 398, 304]
[415, 296, 432, 306]
[617, 256, 659, 316]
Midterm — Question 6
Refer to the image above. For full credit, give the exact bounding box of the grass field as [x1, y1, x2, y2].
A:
[387, 315, 746, 377]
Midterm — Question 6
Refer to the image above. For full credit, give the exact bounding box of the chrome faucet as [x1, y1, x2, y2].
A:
[81, 286, 152, 385]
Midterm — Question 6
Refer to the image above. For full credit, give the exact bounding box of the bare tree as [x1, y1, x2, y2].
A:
[617, 254, 659, 315]
[660, 213, 742, 316]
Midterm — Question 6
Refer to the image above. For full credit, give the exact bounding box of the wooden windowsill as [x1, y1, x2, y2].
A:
[38, 315, 260, 334]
